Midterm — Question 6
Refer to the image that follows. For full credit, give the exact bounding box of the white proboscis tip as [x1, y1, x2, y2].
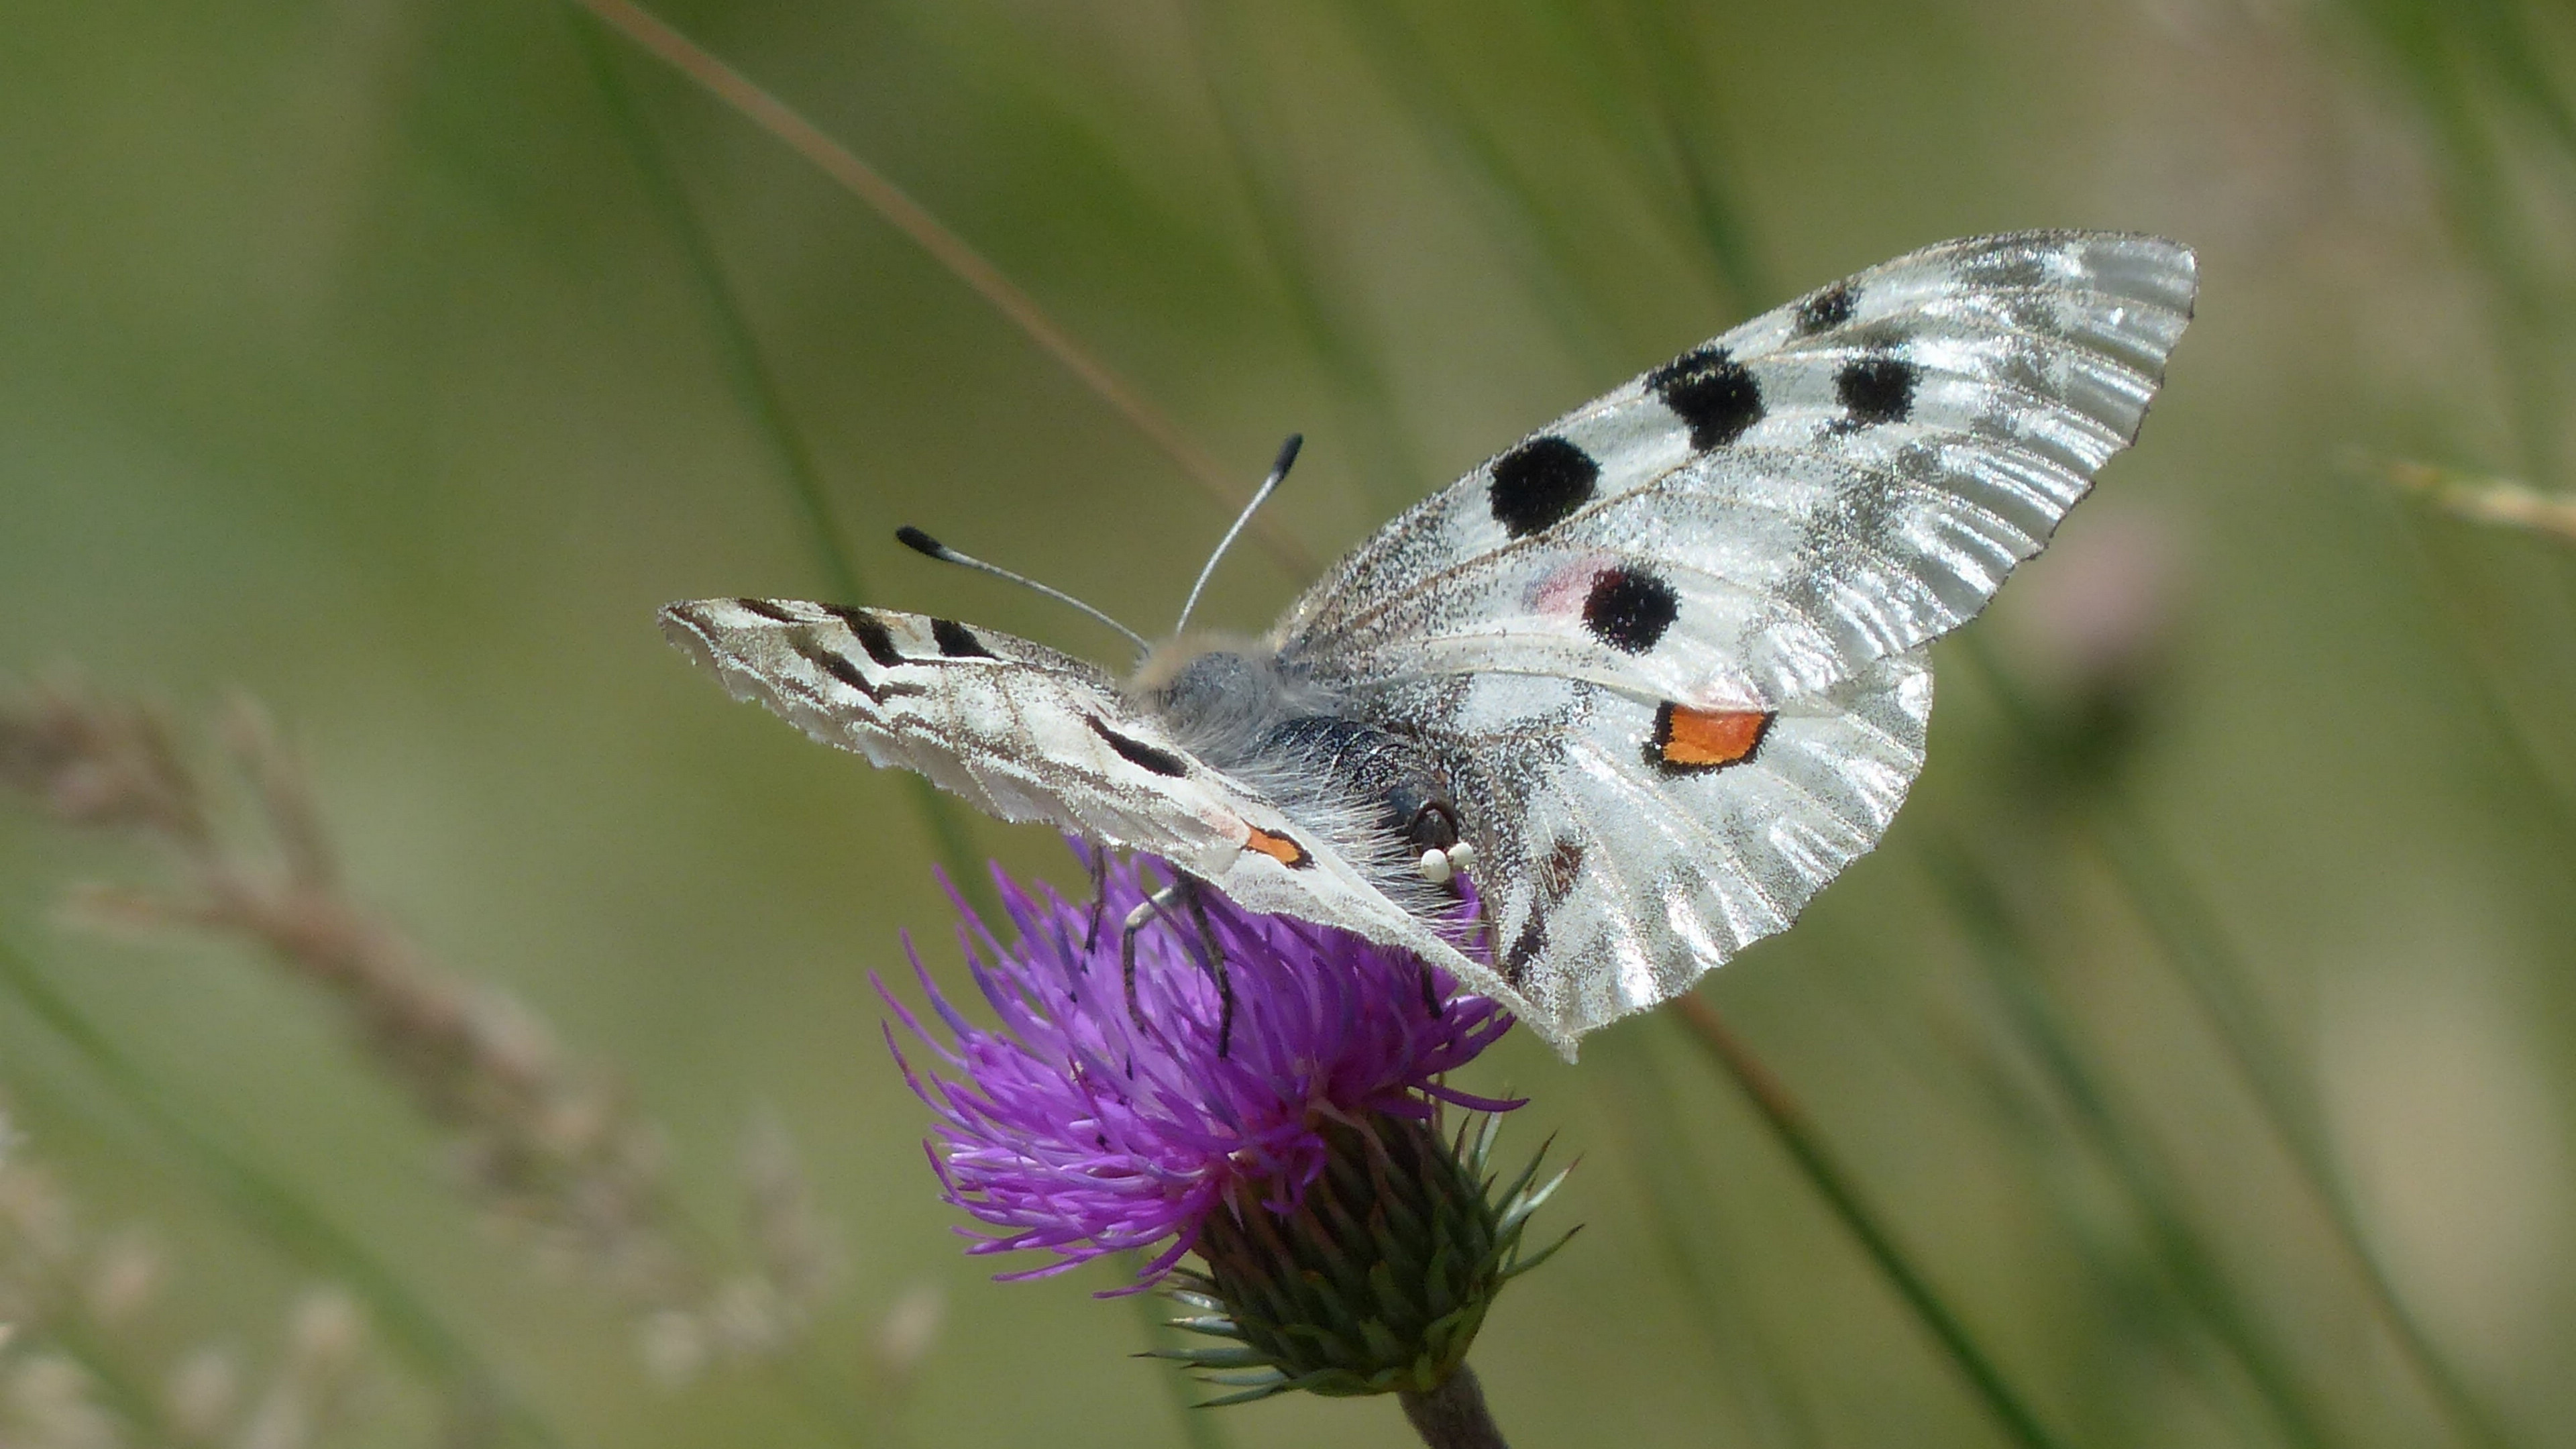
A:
[1448, 841, 1477, 874]
[1417, 848, 1453, 885]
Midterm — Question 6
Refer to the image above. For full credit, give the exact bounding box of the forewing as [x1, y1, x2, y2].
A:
[659, 598, 1523, 1011]
[1360, 651, 1933, 1049]
[661, 599, 1231, 862]
[1275, 231, 2195, 707]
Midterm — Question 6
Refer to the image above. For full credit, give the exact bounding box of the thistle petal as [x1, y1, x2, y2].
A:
[881, 845, 1517, 1287]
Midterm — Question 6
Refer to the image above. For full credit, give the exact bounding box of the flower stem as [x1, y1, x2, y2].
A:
[1399, 1364, 1509, 1449]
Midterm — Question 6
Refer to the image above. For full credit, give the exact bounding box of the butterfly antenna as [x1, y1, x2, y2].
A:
[894, 527, 1152, 655]
[1175, 434, 1301, 635]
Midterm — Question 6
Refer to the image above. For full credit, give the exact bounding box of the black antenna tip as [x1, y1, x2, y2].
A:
[894, 526, 945, 558]
[1271, 433, 1304, 478]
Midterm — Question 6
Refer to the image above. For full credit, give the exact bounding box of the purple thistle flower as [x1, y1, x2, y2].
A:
[877, 848, 1519, 1287]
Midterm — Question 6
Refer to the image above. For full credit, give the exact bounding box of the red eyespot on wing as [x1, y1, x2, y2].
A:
[1652, 704, 1772, 770]
[1242, 826, 1312, 868]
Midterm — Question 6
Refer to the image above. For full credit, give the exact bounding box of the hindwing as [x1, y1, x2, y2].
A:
[1355, 653, 1931, 1044]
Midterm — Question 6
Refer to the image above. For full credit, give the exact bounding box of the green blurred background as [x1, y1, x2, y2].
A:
[4, 0, 2574, 1445]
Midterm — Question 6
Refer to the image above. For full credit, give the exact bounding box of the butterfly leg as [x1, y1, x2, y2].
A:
[1117, 877, 1235, 1056]
[1119, 886, 1179, 1036]
[1178, 881, 1236, 1058]
[1081, 844, 1112, 955]
[1123, 876, 1200, 1031]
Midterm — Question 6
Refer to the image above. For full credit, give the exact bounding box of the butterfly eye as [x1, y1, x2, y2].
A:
[1417, 849, 1452, 885]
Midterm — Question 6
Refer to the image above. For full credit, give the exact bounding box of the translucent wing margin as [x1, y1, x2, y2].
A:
[1275, 231, 2196, 708]
[662, 599, 1210, 849]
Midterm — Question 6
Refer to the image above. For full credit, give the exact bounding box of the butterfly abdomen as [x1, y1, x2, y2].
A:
[1260, 716, 1460, 855]
[1132, 641, 1464, 912]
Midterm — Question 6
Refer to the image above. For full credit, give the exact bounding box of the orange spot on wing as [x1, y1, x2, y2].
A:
[1654, 704, 1772, 769]
[1242, 825, 1311, 868]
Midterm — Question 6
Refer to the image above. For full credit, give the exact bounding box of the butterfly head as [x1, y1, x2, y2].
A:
[1126, 634, 1310, 742]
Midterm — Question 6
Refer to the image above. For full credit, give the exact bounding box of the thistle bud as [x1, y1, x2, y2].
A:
[881, 847, 1571, 1417]
[1157, 1112, 1572, 1404]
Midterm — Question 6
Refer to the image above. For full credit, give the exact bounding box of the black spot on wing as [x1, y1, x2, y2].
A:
[1502, 839, 1586, 986]
[1793, 283, 1856, 335]
[1646, 344, 1764, 450]
[1958, 247, 2051, 289]
[733, 598, 798, 622]
[1487, 436, 1600, 539]
[819, 606, 906, 667]
[1836, 355, 1919, 425]
[786, 631, 920, 704]
[1582, 569, 1680, 654]
[1502, 914, 1545, 985]
[930, 619, 995, 659]
[1085, 716, 1189, 777]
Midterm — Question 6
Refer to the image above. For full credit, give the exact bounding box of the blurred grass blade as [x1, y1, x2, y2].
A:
[2341, 0, 2576, 166]
[1600, 0, 1771, 311]
[568, 9, 991, 920]
[1486, 0, 1771, 314]
[1181, 0, 1429, 517]
[1923, 837, 2339, 1449]
[1957, 635, 2520, 1449]
[2086, 804, 2518, 1449]
[564, 0, 1308, 574]
[0, 930, 562, 1449]
[1123, 1254, 1235, 1449]
[570, 18, 849, 602]
[1588, 1030, 1821, 1449]
[25, 1300, 169, 1443]
[2334, 0, 2576, 482]
[1669, 996, 2068, 1449]
[1320, 1, 1623, 376]
[2381, 516, 2576, 823]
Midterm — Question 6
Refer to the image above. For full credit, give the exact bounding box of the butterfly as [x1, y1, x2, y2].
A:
[661, 231, 2196, 1058]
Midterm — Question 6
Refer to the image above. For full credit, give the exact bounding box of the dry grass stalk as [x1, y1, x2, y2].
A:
[0, 1111, 379, 1449]
[2387, 458, 2576, 543]
[0, 679, 844, 1381]
[863, 1280, 945, 1403]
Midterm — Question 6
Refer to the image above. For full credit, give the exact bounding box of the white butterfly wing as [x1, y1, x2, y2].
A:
[1358, 653, 1929, 1047]
[662, 233, 2192, 1058]
[1275, 231, 2196, 708]
[658, 598, 1519, 1013]
[1271, 231, 2192, 1050]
